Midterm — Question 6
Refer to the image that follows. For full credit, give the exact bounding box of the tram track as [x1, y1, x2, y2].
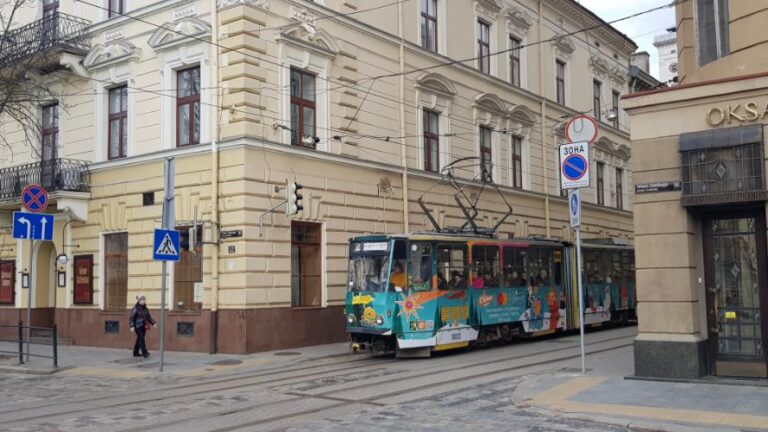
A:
[1, 328, 635, 431]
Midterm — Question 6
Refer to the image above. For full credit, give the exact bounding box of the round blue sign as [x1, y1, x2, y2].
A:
[21, 184, 48, 213]
[562, 154, 587, 181]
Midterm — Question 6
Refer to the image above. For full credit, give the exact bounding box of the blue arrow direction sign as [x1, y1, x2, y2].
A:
[153, 229, 181, 262]
[569, 189, 581, 228]
[12, 211, 54, 241]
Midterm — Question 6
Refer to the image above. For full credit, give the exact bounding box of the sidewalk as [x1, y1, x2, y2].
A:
[0, 340, 352, 377]
[526, 373, 768, 431]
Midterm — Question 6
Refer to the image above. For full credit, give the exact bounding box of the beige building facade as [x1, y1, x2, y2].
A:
[0, 0, 637, 353]
[625, 0, 768, 378]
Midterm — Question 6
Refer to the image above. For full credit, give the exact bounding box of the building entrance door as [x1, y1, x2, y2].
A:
[703, 211, 768, 378]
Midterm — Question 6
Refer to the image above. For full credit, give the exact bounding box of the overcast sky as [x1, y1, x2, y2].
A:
[577, 0, 676, 79]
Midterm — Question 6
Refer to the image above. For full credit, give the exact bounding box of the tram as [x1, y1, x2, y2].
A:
[345, 233, 635, 357]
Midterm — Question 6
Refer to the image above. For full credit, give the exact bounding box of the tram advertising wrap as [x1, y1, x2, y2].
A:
[345, 234, 636, 357]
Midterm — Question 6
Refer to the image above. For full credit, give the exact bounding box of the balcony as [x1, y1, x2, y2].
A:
[0, 159, 91, 203]
[0, 13, 91, 68]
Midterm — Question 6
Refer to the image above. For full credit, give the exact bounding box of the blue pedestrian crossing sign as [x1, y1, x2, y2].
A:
[153, 229, 181, 262]
[12, 211, 54, 241]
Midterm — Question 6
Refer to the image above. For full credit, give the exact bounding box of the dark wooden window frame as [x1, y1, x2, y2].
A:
[615, 167, 624, 209]
[612, 90, 620, 128]
[43, 0, 59, 16]
[291, 221, 323, 308]
[104, 232, 128, 312]
[420, 0, 438, 52]
[423, 109, 440, 172]
[0, 261, 15, 305]
[556, 60, 566, 105]
[477, 20, 491, 74]
[593, 79, 602, 123]
[596, 162, 605, 206]
[479, 126, 493, 182]
[73, 255, 94, 305]
[108, 86, 128, 160]
[511, 135, 523, 188]
[509, 35, 521, 87]
[290, 68, 317, 148]
[41, 103, 58, 161]
[176, 66, 201, 147]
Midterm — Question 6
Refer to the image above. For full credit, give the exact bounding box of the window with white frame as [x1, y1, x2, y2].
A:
[479, 126, 493, 182]
[420, 0, 438, 53]
[556, 60, 566, 105]
[176, 66, 201, 147]
[477, 20, 491, 74]
[612, 90, 620, 129]
[108, 0, 124, 17]
[290, 68, 317, 148]
[108, 86, 128, 160]
[423, 109, 440, 173]
[593, 80, 602, 123]
[696, 0, 729, 66]
[509, 36, 521, 87]
[511, 135, 522, 188]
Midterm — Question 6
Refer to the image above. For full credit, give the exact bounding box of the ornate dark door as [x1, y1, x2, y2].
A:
[703, 210, 768, 378]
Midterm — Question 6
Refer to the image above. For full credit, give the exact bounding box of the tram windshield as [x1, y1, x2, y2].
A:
[348, 255, 390, 293]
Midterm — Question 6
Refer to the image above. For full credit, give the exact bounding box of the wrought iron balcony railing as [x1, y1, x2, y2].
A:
[0, 13, 91, 67]
[0, 159, 91, 202]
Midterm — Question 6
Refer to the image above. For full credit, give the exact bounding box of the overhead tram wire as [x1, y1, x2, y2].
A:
[75, 0, 682, 128]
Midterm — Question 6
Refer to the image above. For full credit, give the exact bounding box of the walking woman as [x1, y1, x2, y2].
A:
[129, 294, 156, 358]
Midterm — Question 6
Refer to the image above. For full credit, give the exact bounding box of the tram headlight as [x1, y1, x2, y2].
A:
[376, 315, 384, 325]
[347, 314, 356, 324]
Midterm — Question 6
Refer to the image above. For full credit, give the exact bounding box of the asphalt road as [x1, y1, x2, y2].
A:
[0, 326, 639, 432]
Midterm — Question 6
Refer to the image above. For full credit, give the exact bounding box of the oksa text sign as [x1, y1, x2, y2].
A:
[559, 142, 590, 189]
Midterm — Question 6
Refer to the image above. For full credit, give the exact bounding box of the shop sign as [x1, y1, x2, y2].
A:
[706, 102, 768, 126]
[635, 181, 681, 194]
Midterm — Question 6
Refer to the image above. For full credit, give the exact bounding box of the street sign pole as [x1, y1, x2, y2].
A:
[575, 216, 585, 375]
[159, 158, 175, 372]
[26, 238, 33, 362]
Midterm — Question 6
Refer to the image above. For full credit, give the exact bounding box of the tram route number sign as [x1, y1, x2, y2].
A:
[559, 141, 590, 189]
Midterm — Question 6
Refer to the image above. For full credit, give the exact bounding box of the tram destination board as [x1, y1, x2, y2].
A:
[635, 181, 681, 194]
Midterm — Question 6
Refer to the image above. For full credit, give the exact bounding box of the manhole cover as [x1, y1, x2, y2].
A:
[274, 351, 301, 356]
[111, 357, 148, 365]
[211, 359, 242, 366]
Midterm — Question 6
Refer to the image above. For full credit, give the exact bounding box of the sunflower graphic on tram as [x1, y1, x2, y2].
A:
[344, 158, 635, 357]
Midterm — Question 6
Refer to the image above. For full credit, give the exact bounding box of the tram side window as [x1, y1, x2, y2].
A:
[471, 245, 500, 288]
[503, 247, 528, 287]
[390, 240, 408, 292]
[584, 249, 602, 283]
[609, 250, 621, 284]
[437, 244, 468, 290]
[528, 246, 556, 288]
[409, 242, 434, 292]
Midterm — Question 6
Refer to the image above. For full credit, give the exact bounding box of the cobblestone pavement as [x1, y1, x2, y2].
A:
[1, 326, 761, 432]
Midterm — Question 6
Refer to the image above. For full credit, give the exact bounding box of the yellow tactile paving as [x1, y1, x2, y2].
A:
[62, 367, 149, 378]
[531, 377, 768, 430]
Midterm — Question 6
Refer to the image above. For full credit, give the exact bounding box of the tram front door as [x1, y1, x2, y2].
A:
[703, 211, 768, 378]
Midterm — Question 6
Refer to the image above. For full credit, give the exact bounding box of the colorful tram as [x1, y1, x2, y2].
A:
[345, 233, 635, 357]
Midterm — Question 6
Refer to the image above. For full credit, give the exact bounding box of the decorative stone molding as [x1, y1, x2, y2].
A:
[474, 0, 502, 17]
[276, 23, 339, 58]
[506, 6, 532, 37]
[174, 3, 197, 20]
[84, 40, 140, 70]
[473, 93, 508, 115]
[590, 54, 628, 86]
[217, 0, 269, 10]
[547, 0, 636, 56]
[414, 72, 457, 98]
[593, 137, 630, 161]
[148, 17, 211, 51]
[290, 5, 317, 23]
[104, 27, 125, 43]
[552, 35, 575, 60]
[616, 144, 631, 160]
[508, 104, 536, 127]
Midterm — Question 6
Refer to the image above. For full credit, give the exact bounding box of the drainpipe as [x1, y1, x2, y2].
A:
[397, 0, 409, 233]
[209, 0, 220, 354]
[539, 0, 550, 237]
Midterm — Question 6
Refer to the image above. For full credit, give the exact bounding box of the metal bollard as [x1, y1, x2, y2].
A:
[18, 321, 23, 365]
[52, 324, 58, 368]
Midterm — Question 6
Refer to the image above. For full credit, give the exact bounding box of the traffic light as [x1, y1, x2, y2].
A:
[286, 181, 304, 217]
